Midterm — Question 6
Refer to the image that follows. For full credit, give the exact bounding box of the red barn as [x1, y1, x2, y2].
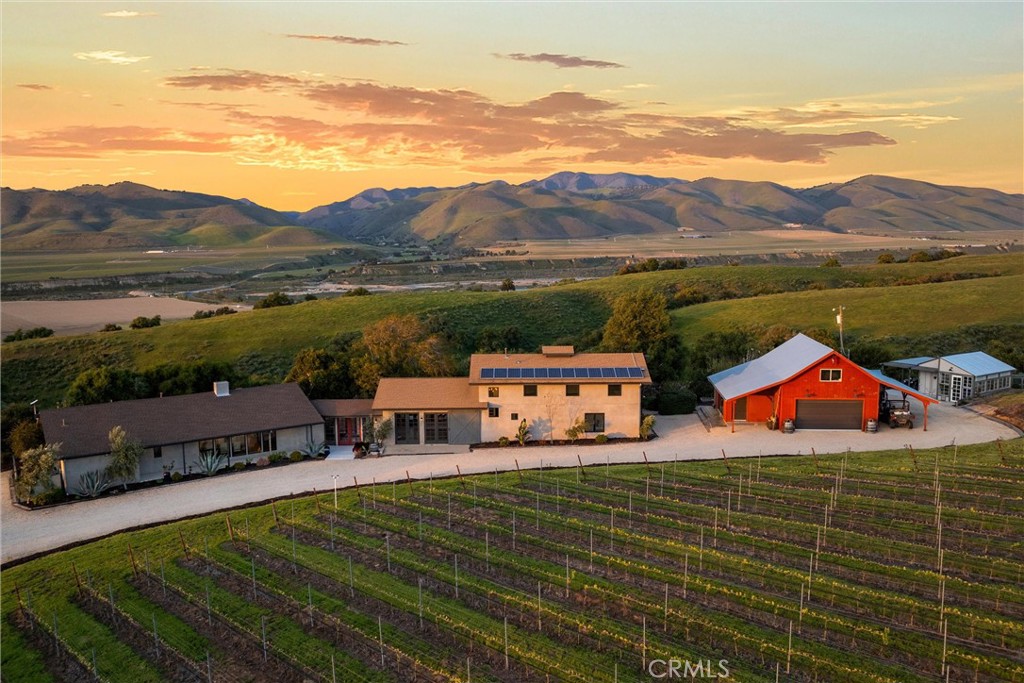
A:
[709, 334, 937, 431]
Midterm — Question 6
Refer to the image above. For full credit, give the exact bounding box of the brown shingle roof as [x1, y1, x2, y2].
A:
[312, 399, 374, 417]
[371, 378, 485, 411]
[468, 352, 651, 384]
[40, 383, 323, 460]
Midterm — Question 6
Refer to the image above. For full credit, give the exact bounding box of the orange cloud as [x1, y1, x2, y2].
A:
[164, 69, 304, 91]
[3, 126, 230, 158]
[18, 83, 53, 91]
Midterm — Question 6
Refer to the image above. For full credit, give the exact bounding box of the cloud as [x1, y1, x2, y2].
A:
[74, 50, 150, 65]
[11, 69, 905, 172]
[18, 83, 53, 91]
[286, 34, 406, 47]
[3, 126, 229, 158]
[624, 83, 655, 90]
[101, 10, 157, 18]
[164, 69, 304, 91]
[494, 52, 625, 69]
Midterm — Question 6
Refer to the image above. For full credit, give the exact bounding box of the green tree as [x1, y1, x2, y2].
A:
[14, 443, 60, 503]
[8, 419, 44, 457]
[476, 325, 523, 353]
[143, 360, 239, 397]
[106, 426, 143, 491]
[820, 256, 842, 268]
[129, 315, 161, 329]
[352, 315, 455, 394]
[65, 367, 147, 406]
[600, 288, 671, 353]
[2, 403, 35, 468]
[254, 291, 293, 309]
[500, 278, 516, 291]
[286, 347, 360, 399]
[877, 252, 896, 264]
[600, 288, 683, 382]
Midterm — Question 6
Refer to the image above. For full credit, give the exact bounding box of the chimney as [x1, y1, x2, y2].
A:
[541, 345, 575, 357]
[213, 381, 230, 397]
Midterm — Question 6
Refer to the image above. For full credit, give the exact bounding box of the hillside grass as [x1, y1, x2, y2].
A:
[2, 254, 1020, 406]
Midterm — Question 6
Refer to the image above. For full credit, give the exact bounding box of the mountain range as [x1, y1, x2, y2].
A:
[3, 173, 1021, 251]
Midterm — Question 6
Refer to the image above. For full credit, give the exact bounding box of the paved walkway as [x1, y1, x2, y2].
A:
[1, 402, 1015, 565]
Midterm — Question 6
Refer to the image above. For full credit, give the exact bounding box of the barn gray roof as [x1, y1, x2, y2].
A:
[940, 352, 1016, 377]
[708, 333, 834, 401]
[40, 383, 322, 460]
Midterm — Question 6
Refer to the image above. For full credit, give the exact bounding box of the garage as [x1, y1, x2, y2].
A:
[795, 399, 862, 430]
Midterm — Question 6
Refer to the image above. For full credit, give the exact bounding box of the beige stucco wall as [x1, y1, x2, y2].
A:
[479, 382, 642, 442]
[377, 410, 481, 446]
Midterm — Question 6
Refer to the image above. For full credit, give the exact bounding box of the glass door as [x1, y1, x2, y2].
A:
[950, 375, 963, 403]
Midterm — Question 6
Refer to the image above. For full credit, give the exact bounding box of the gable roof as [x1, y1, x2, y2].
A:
[939, 352, 1016, 376]
[708, 333, 833, 401]
[468, 351, 651, 384]
[40, 383, 322, 460]
[883, 356, 934, 369]
[372, 378, 485, 411]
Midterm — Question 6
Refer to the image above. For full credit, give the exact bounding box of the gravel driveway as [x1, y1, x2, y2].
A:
[2, 401, 1015, 565]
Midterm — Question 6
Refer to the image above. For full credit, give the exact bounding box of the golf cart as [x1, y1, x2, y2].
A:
[879, 391, 915, 429]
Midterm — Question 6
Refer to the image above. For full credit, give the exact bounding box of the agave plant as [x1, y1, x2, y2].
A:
[301, 440, 327, 458]
[73, 469, 110, 498]
[192, 452, 227, 477]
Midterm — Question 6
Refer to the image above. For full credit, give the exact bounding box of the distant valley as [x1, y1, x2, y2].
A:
[2, 172, 1021, 252]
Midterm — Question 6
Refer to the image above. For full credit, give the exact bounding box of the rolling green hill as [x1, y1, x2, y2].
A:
[2, 254, 1020, 405]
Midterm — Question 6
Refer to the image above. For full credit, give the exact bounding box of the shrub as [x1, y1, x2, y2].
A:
[497, 436, 510, 447]
[343, 287, 371, 297]
[129, 315, 161, 329]
[3, 327, 54, 343]
[639, 414, 657, 441]
[232, 462, 246, 471]
[268, 452, 286, 465]
[289, 451, 304, 462]
[72, 470, 110, 498]
[192, 307, 237, 320]
[170, 472, 183, 482]
[516, 419, 531, 447]
[192, 452, 226, 476]
[255, 457, 270, 467]
[820, 257, 842, 268]
[100, 323, 122, 332]
[564, 419, 585, 444]
[254, 291, 293, 309]
[877, 252, 896, 264]
[594, 434, 608, 444]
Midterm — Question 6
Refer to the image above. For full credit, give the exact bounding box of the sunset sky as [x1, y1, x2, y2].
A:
[3, 2, 1021, 210]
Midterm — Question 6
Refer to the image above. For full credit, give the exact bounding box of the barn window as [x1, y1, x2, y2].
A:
[819, 369, 842, 382]
[488, 387, 500, 397]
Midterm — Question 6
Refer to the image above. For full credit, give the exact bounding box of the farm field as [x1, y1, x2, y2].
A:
[2, 440, 1022, 682]
[508, 230, 1023, 260]
[2, 253, 1021, 405]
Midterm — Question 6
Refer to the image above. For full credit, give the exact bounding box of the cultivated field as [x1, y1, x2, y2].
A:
[3, 440, 1022, 682]
[505, 230, 1023, 261]
[0, 298, 250, 338]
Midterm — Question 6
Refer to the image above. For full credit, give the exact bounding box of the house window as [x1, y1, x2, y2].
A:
[608, 384, 622, 397]
[395, 413, 419, 444]
[566, 384, 580, 396]
[488, 406, 500, 418]
[511, 413, 519, 421]
[584, 413, 605, 432]
[819, 369, 842, 382]
[488, 387, 500, 398]
[424, 413, 448, 444]
[523, 384, 538, 397]
[153, 446, 162, 459]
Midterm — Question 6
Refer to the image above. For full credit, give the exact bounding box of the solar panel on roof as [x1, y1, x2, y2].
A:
[614, 367, 628, 378]
[508, 368, 522, 378]
[494, 368, 508, 378]
[627, 367, 644, 378]
[534, 368, 548, 378]
[522, 368, 535, 378]
[588, 368, 602, 378]
[481, 368, 494, 379]
[601, 368, 616, 377]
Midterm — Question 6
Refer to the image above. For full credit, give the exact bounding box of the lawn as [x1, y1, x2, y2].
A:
[2, 439, 1022, 682]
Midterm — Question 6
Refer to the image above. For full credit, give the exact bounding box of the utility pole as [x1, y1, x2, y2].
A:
[833, 305, 846, 356]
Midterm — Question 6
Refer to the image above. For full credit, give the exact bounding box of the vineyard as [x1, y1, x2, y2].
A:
[2, 439, 1023, 682]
